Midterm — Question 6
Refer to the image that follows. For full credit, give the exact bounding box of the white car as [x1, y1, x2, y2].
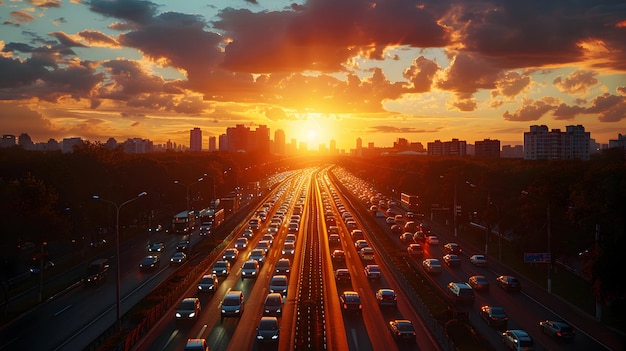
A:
[470, 254, 488, 266]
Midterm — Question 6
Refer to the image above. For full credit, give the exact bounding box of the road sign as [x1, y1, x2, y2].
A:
[524, 252, 551, 263]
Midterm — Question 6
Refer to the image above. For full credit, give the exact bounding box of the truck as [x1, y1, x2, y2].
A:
[84, 258, 110, 286]
[199, 208, 225, 235]
[172, 210, 196, 234]
[400, 193, 420, 212]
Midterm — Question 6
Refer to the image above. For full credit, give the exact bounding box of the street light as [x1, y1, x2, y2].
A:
[521, 190, 552, 294]
[439, 176, 458, 237]
[92, 191, 147, 332]
[174, 177, 204, 211]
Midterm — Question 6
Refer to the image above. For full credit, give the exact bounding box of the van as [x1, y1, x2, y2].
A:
[447, 282, 475, 304]
[84, 258, 110, 286]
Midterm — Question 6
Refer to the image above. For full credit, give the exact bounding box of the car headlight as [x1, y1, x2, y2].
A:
[235, 309, 240, 313]
[272, 334, 279, 339]
[189, 312, 195, 318]
[176, 312, 182, 318]
[257, 335, 264, 340]
[221, 309, 226, 313]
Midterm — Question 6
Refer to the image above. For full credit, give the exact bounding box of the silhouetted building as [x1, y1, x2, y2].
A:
[208, 136, 217, 151]
[427, 138, 467, 156]
[190, 127, 202, 151]
[501, 145, 524, 158]
[329, 139, 337, 154]
[18, 133, 34, 150]
[1, 134, 16, 148]
[524, 125, 590, 160]
[105, 137, 118, 150]
[609, 134, 626, 151]
[274, 129, 285, 155]
[62, 137, 82, 153]
[475, 139, 500, 158]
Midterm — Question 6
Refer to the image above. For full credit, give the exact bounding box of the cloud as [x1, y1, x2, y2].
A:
[265, 107, 294, 121]
[368, 125, 436, 133]
[586, 93, 626, 122]
[49, 32, 88, 47]
[0, 101, 58, 139]
[89, 0, 158, 24]
[28, 0, 62, 8]
[491, 71, 532, 98]
[403, 56, 440, 93]
[77, 30, 120, 47]
[553, 103, 585, 120]
[8, 11, 36, 25]
[436, 52, 500, 95]
[553, 70, 599, 94]
[503, 97, 559, 121]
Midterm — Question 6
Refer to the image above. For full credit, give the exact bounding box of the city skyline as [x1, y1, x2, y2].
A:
[1, 1, 625, 151]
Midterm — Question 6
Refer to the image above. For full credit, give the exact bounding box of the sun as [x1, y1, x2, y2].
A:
[306, 129, 319, 143]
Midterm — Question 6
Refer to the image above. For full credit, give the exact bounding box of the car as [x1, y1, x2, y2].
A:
[256, 316, 280, 342]
[470, 254, 488, 266]
[176, 297, 201, 321]
[274, 258, 291, 275]
[183, 338, 209, 351]
[288, 222, 299, 233]
[407, 243, 423, 257]
[261, 234, 275, 246]
[351, 229, 365, 241]
[267, 223, 279, 233]
[443, 242, 463, 254]
[197, 274, 218, 293]
[263, 293, 284, 316]
[256, 240, 270, 253]
[426, 235, 439, 245]
[385, 217, 396, 225]
[241, 259, 260, 280]
[447, 282, 475, 304]
[359, 247, 375, 260]
[222, 248, 239, 262]
[327, 226, 339, 235]
[502, 329, 534, 351]
[497, 275, 521, 292]
[234, 237, 248, 249]
[539, 320, 576, 340]
[282, 242, 295, 256]
[468, 275, 490, 291]
[83, 258, 110, 286]
[170, 252, 187, 265]
[285, 234, 297, 244]
[422, 258, 442, 273]
[375, 289, 397, 307]
[364, 264, 381, 279]
[390, 224, 403, 234]
[221, 291, 245, 320]
[328, 234, 341, 246]
[443, 254, 461, 267]
[148, 242, 165, 252]
[241, 228, 254, 238]
[335, 268, 351, 283]
[331, 249, 345, 261]
[400, 232, 414, 243]
[354, 239, 369, 252]
[388, 319, 416, 342]
[212, 260, 230, 277]
[176, 240, 190, 252]
[339, 291, 362, 312]
[139, 255, 160, 271]
[269, 275, 289, 295]
[249, 249, 266, 266]
[480, 306, 509, 328]
[404, 221, 419, 232]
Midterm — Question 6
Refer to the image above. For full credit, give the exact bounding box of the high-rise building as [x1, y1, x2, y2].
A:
[524, 125, 590, 160]
[475, 139, 500, 158]
[274, 129, 286, 155]
[62, 137, 82, 153]
[1, 135, 16, 148]
[427, 138, 467, 156]
[329, 139, 337, 154]
[609, 134, 626, 151]
[501, 145, 524, 158]
[190, 127, 202, 151]
[208, 136, 217, 151]
[18, 133, 34, 150]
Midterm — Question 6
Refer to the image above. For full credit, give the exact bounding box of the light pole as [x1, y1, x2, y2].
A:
[467, 182, 493, 255]
[521, 190, 552, 293]
[38, 241, 47, 302]
[439, 176, 458, 237]
[92, 191, 147, 332]
[174, 177, 204, 212]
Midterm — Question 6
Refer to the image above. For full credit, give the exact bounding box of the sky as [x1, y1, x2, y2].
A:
[1, 0, 625, 151]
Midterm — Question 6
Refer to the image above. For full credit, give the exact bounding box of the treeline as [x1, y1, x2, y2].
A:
[336, 149, 626, 305]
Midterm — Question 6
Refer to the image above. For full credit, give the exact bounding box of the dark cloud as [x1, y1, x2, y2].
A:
[77, 30, 120, 47]
[49, 32, 88, 47]
[436, 52, 500, 95]
[99, 59, 167, 100]
[553, 103, 586, 120]
[553, 70, 599, 94]
[503, 97, 559, 122]
[403, 56, 440, 93]
[587, 93, 626, 122]
[88, 0, 158, 24]
[491, 71, 532, 98]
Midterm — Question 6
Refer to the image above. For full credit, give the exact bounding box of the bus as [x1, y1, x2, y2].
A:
[172, 210, 195, 234]
[400, 193, 420, 212]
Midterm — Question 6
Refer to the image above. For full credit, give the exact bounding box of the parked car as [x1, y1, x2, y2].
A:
[497, 275, 521, 292]
[539, 320, 576, 340]
[468, 275, 490, 291]
[176, 297, 201, 321]
[375, 289, 397, 307]
[480, 305, 509, 328]
[170, 252, 187, 265]
[221, 290, 245, 320]
[263, 293, 284, 316]
[388, 319, 416, 342]
[422, 258, 442, 273]
[443, 242, 463, 254]
[212, 260, 231, 277]
[470, 254, 488, 266]
[443, 254, 461, 267]
[139, 255, 160, 271]
[339, 291, 362, 312]
[256, 316, 280, 342]
[501, 329, 534, 351]
[197, 274, 218, 293]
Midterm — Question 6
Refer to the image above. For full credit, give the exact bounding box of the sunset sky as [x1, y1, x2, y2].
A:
[1, 0, 625, 150]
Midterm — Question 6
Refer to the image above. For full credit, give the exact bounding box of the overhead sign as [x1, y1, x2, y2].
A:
[524, 252, 551, 263]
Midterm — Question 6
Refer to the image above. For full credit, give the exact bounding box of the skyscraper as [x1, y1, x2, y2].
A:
[190, 127, 202, 151]
[274, 129, 286, 155]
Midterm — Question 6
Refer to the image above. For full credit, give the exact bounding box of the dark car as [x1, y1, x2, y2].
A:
[139, 255, 160, 271]
[222, 248, 239, 262]
[497, 275, 521, 292]
[212, 260, 230, 277]
[443, 242, 463, 255]
[335, 269, 351, 283]
[148, 242, 165, 253]
[468, 275, 490, 291]
[331, 249, 346, 261]
[480, 306, 509, 328]
[274, 258, 291, 275]
[328, 234, 341, 246]
[197, 274, 218, 293]
[388, 319, 416, 342]
[502, 329, 534, 351]
[443, 254, 461, 267]
[256, 316, 280, 342]
[84, 258, 110, 286]
[539, 320, 576, 340]
[176, 297, 201, 321]
[263, 293, 284, 316]
[170, 252, 187, 265]
[176, 240, 190, 252]
[375, 289, 397, 307]
[249, 249, 266, 266]
[339, 291, 362, 312]
[183, 338, 209, 351]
